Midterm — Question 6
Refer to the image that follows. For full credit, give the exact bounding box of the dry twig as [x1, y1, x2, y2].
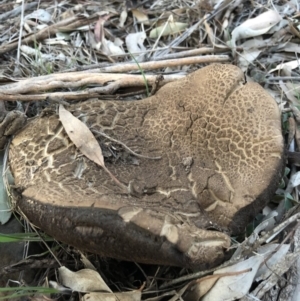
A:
[0, 73, 184, 102]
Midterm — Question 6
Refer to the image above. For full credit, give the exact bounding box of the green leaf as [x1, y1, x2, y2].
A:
[0, 233, 53, 243]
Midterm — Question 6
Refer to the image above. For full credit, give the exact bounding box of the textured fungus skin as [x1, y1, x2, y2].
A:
[9, 64, 284, 269]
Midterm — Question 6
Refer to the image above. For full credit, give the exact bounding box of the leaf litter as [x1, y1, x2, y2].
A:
[0, 0, 300, 300]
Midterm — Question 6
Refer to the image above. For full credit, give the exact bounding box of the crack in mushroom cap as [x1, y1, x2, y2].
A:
[9, 64, 284, 268]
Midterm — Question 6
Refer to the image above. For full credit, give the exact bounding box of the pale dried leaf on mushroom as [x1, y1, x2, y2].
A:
[59, 266, 112, 293]
[201, 256, 264, 301]
[82, 290, 142, 301]
[229, 10, 282, 48]
[59, 105, 127, 191]
[57, 105, 99, 159]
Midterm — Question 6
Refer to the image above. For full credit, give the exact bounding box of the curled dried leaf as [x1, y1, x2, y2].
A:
[59, 266, 112, 293]
[230, 10, 282, 47]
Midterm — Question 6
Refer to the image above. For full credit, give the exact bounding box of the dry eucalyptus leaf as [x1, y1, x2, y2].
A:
[202, 255, 264, 301]
[279, 81, 299, 104]
[80, 253, 97, 271]
[132, 9, 149, 25]
[104, 40, 125, 56]
[149, 21, 188, 38]
[289, 171, 300, 188]
[204, 16, 216, 45]
[285, 81, 300, 99]
[0, 151, 11, 225]
[268, 60, 300, 73]
[59, 105, 105, 168]
[44, 37, 69, 46]
[183, 273, 225, 300]
[125, 32, 146, 54]
[119, 10, 127, 27]
[59, 105, 126, 190]
[256, 244, 290, 281]
[94, 15, 109, 44]
[230, 10, 282, 47]
[21, 45, 65, 62]
[280, 42, 300, 53]
[59, 267, 112, 293]
[25, 9, 52, 23]
[238, 49, 261, 71]
[49, 280, 72, 293]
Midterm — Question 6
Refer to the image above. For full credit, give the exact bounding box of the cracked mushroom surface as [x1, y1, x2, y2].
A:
[9, 64, 284, 269]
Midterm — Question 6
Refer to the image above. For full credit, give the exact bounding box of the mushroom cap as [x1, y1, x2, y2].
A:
[10, 64, 284, 268]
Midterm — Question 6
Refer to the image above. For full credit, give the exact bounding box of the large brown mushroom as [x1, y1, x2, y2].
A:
[9, 64, 284, 269]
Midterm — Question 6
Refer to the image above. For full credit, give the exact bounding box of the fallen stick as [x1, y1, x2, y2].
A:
[84, 55, 230, 73]
[0, 73, 184, 102]
[0, 55, 230, 102]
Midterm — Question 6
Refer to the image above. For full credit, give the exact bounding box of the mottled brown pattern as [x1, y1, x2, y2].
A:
[9, 64, 284, 268]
